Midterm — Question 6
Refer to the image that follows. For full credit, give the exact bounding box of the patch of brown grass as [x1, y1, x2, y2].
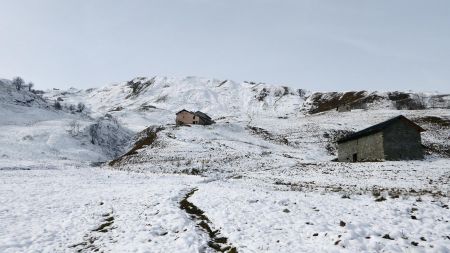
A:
[109, 126, 164, 166]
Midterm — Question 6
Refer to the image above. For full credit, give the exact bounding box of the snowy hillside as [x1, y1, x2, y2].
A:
[0, 80, 132, 168]
[46, 76, 446, 173]
[1, 76, 449, 252]
[0, 78, 48, 109]
[44, 76, 449, 129]
[44, 76, 308, 130]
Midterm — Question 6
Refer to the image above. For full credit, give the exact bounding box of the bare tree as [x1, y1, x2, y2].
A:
[77, 102, 86, 113]
[12, 77, 24, 91]
[68, 104, 76, 113]
[54, 101, 62, 110]
[297, 89, 306, 97]
[415, 94, 427, 109]
[28, 82, 34, 91]
[69, 120, 81, 136]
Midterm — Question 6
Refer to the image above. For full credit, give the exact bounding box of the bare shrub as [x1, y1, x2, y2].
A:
[12, 77, 24, 91]
[77, 102, 86, 112]
[181, 168, 203, 175]
[297, 89, 306, 97]
[256, 88, 270, 101]
[274, 88, 283, 97]
[28, 82, 34, 91]
[69, 120, 81, 136]
[54, 101, 62, 110]
[68, 104, 76, 113]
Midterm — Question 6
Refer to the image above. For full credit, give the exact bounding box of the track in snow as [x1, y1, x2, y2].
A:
[69, 209, 116, 252]
[180, 188, 237, 253]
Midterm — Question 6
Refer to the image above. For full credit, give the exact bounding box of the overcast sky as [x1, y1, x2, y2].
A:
[1, 0, 449, 92]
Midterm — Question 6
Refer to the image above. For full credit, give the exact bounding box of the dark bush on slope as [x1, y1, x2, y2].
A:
[88, 114, 133, 158]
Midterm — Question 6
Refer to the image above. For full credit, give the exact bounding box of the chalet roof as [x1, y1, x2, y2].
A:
[194, 111, 212, 121]
[337, 115, 425, 144]
[176, 109, 191, 115]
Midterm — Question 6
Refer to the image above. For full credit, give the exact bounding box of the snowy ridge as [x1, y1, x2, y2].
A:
[87, 76, 306, 118]
[45, 76, 449, 129]
[44, 76, 307, 131]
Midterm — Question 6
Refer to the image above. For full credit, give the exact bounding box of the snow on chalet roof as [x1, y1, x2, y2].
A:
[337, 115, 425, 144]
[176, 109, 190, 115]
[194, 111, 212, 121]
[176, 109, 213, 121]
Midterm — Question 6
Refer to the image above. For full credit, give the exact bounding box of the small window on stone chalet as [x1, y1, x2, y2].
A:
[193, 115, 195, 119]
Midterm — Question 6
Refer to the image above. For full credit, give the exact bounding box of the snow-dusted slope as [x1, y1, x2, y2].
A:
[45, 76, 449, 130]
[0, 80, 132, 167]
[0, 79, 48, 109]
[92, 77, 305, 118]
[304, 90, 450, 114]
[40, 75, 450, 171]
[45, 76, 307, 131]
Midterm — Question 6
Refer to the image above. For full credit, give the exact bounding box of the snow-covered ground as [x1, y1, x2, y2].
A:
[1, 165, 448, 252]
[192, 179, 450, 252]
[0, 166, 212, 253]
[0, 77, 449, 252]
